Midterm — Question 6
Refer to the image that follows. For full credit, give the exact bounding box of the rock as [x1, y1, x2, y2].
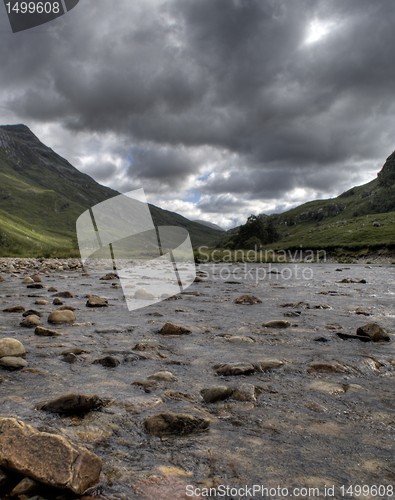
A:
[0, 338, 25, 358]
[201, 386, 233, 403]
[10, 477, 39, 497]
[35, 299, 48, 305]
[262, 320, 290, 329]
[100, 272, 118, 280]
[34, 326, 62, 337]
[62, 348, 88, 356]
[144, 412, 210, 436]
[234, 295, 262, 305]
[159, 322, 191, 336]
[355, 307, 370, 316]
[48, 310, 76, 324]
[86, 295, 108, 308]
[53, 291, 74, 298]
[0, 357, 28, 370]
[32, 274, 42, 283]
[48, 287, 57, 292]
[22, 309, 42, 317]
[0, 418, 101, 495]
[3, 305, 25, 313]
[356, 323, 390, 342]
[227, 336, 255, 344]
[62, 353, 78, 363]
[23, 277, 34, 284]
[132, 380, 158, 392]
[134, 288, 155, 300]
[336, 332, 371, 342]
[0, 275, 4, 283]
[231, 383, 257, 402]
[27, 283, 44, 289]
[57, 305, 76, 311]
[309, 381, 347, 395]
[255, 359, 284, 371]
[284, 311, 301, 317]
[53, 297, 63, 305]
[148, 371, 177, 382]
[308, 362, 349, 374]
[92, 356, 120, 368]
[37, 394, 106, 415]
[214, 362, 256, 376]
[20, 315, 42, 328]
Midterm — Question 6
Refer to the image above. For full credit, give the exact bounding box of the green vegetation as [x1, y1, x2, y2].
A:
[215, 151, 395, 258]
[0, 125, 222, 257]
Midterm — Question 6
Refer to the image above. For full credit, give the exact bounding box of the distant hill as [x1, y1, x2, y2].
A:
[0, 124, 222, 256]
[193, 220, 225, 232]
[219, 151, 395, 251]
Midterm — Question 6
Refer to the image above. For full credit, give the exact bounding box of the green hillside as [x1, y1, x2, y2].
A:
[0, 124, 221, 256]
[217, 151, 395, 254]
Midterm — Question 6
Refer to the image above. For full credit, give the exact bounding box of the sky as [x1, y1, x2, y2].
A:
[0, 0, 394, 228]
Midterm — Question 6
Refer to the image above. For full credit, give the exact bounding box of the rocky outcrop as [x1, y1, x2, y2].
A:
[0, 418, 102, 495]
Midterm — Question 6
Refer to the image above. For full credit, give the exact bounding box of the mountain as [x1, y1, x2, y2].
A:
[0, 124, 222, 256]
[219, 151, 395, 251]
[193, 220, 225, 232]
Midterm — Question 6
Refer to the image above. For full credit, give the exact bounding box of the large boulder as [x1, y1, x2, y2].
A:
[0, 418, 101, 495]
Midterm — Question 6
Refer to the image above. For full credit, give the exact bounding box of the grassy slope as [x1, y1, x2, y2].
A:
[0, 127, 222, 256]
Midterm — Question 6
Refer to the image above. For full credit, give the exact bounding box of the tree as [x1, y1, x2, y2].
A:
[233, 214, 279, 248]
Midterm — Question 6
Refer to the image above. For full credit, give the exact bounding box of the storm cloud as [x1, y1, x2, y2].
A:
[1, 0, 394, 226]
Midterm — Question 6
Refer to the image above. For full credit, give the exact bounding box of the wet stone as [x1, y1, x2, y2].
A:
[22, 309, 42, 317]
[355, 307, 371, 316]
[262, 320, 291, 329]
[27, 283, 44, 289]
[86, 295, 109, 308]
[148, 371, 177, 382]
[53, 297, 63, 305]
[100, 272, 118, 280]
[48, 310, 76, 324]
[214, 362, 256, 376]
[20, 315, 42, 328]
[0, 418, 102, 495]
[231, 383, 258, 402]
[134, 288, 155, 300]
[3, 305, 25, 313]
[132, 380, 158, 392]
[92, 356, 120, 368]
[52, 291, 74, 298]
[0, 357, 28, 370]
[308, 362, 349, 374]
[356, 323, 390, 342]
[201, 386, 234, 403]
[234, 295, 262, 305]
[37, 394, 106, 416]
[254, 359, 285, 371]
[34, 326, 62, 337]
[35, 299, 48, 306]
[0, 338, 26, 358]
[144, 412, 210, 437]
[159, 322, 191, 336]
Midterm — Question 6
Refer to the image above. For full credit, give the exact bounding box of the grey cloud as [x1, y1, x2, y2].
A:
[1, 0, 395, 223]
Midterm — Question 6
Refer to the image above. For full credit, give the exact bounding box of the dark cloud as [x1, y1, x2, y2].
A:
[0, 0, 395, 225]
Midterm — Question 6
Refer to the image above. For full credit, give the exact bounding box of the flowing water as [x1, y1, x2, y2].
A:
[0, 261, 394, 499]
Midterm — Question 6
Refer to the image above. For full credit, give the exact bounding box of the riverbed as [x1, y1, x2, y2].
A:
[0, 260, 394, 499]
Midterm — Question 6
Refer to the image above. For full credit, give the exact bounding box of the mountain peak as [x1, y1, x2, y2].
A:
[377, 150, 395, 186]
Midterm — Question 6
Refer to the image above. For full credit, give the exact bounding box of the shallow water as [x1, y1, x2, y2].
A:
[0, 262, 394, 499]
